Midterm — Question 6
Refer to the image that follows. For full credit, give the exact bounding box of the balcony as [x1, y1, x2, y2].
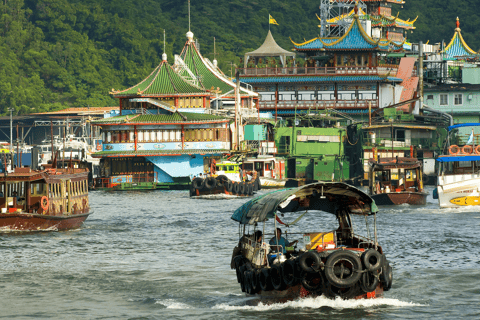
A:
[237, 65, 399, 78]
[258, 99, 379, 110]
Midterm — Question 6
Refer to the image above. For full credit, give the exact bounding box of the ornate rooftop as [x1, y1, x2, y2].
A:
[442, 17, 477, 60]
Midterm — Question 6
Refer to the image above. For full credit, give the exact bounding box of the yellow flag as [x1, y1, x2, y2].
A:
[269, 14, 279, 25]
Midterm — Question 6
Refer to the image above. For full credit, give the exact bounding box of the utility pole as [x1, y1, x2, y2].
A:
[8, 108, 13, 170]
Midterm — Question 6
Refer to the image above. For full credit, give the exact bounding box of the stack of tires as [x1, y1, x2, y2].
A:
[190, 175, 260, 197]
[232, 248, 393, 298]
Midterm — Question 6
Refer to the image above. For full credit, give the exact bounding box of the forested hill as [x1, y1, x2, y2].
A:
[1, 0, 478, 115]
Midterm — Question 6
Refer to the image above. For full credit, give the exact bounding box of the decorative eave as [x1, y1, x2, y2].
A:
[292, 15, 404, 52]
[441, 17, 477, 60]
[91, 112, 230, 126]
[91, 149, 230, 158]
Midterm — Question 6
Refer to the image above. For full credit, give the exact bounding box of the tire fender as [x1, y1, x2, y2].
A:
[361, 249, 383, 272]
[324, 250, 362, 288]
[298, 251, 322, 273]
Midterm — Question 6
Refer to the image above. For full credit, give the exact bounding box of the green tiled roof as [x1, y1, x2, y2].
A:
[92, 149, 230, 157]
[92, 112, 229, 124]
[180, 43, 236, 94]
[112, 60, 206, 97]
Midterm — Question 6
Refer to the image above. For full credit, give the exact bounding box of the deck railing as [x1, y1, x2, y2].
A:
[237, 65, 401, 77]
[258, 99, 379, 110]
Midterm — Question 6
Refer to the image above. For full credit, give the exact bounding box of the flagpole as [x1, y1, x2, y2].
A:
[269, 13, 270, 31]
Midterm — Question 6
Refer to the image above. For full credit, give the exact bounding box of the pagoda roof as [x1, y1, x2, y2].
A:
[359, 13, 417, 30]
[239, 75, 403, 84]
[92, 112, 229, 125]
[292, 15, 404, 51]
[111, 60, 206, 98]
[179, 39, 257, 97]
[442, 18, 477, 60]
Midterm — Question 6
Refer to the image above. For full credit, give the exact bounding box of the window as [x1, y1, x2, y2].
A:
[310, 93, 316, 100]
[291, 94, 296, 100]
[427, 95, 434, 100]
[440, 94, 448, 106]
[454, 94, 463, 105]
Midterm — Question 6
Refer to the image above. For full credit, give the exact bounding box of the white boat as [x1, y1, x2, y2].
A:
[435, 123, 480, 208]
[241, 156, 287, 188]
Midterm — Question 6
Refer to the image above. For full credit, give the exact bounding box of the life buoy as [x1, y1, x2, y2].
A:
[462, 145, 473, 155]
[476, 145, 480, 155]
[259, 268, 273, 291]
[40, 196, 49, 212]
[282, 259, 298, 286]
[449, 145, 460, 155]
[360, 270, 379, 293]
[301, 272, 325, 293]
[270, 263, 286, 291]
[324, 250, 362, 288]
[299, 251, 322, 273]
[361, 249, 383, 272]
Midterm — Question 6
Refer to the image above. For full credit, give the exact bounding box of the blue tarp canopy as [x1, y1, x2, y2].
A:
[448, 123, 480, 131]
[436, 155, 480, 162]
[231, 182, 377, 225]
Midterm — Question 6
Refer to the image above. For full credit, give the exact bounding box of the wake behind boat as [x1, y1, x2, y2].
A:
[230, 182, 392, 301]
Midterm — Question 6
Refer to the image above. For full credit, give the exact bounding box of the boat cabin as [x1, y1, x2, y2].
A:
[368, 157, 423, 195]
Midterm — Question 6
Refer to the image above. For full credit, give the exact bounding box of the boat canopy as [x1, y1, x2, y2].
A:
[231, 182, 378, 225]
[369, 157, 422, 170]
[437, 155, 480, 162]
[448, 123, 480, 131]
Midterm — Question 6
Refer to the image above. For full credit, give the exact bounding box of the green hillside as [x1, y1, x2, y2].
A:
[0, 0, 477, 115]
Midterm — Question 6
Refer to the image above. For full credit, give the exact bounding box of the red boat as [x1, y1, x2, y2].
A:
[0, 163, 91, 232]
[368, 157, 427, 205]
[230, 182, 392, 301]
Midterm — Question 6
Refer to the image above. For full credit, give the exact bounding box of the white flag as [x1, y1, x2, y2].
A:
[467, 130, 474, 145]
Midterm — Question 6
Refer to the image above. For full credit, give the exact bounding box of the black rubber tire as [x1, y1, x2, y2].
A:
[239, 182, 246, 195]
[239, 265, 247, 292]
[192, 177, 204, 190]
[189, 186, 196, 197]
[324, 282, 362, 299]
[324, 250, 362, 288]
[362, 249, 383, 272]
[204, 177, 217, 189]
[259, 268, 273, 291]
[298, 251, 322, 273]
[244, 270, 253, 294]
[282, 259, 297, 286]
[301, 272, 325, 293]
[233, 182, 240, 194]
[253, 179, 259, 192]
[216, 175, 228, 183]
[256, 177, 262, 190]
[234, 256, 245, 283]
[270, 263, 286, 290]
[247, 183, 253, 196]
[360, 270, 379, 293]
[251, 269, 260, 293]
[380, 261, 393, 291]
[226, 180, 233, 192]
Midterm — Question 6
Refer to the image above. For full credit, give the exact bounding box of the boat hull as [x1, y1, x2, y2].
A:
[371, 191, 427, 205]
[0, 212, 90, 232]
[437, 176, 480, 208]
[259, 177, 287, 188]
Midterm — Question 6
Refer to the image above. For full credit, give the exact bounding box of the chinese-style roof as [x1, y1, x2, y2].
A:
[359, 14, 417, 30]
[239, 75, 403, 84]
[92, 112, 229, 125]
[92, 149, 229, 158]
[179, 39, 257, 97]
[442, 18, 477, 60]
[292, 15, 404, 51]
[111, 59, 206, 98]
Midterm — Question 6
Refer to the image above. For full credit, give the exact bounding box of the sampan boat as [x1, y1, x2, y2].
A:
[230, 182, 393, 300]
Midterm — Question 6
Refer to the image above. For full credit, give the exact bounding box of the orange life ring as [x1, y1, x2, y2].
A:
[462, 145, 473, 155]
[449, 145, 460, 155]
[475, 145, 480, 155]
[40, 196, 49, 211]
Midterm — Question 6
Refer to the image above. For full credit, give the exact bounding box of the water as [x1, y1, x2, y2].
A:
[1, 186, 480, 319]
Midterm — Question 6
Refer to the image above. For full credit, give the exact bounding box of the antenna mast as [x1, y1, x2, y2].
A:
[188, 0, 191, 31]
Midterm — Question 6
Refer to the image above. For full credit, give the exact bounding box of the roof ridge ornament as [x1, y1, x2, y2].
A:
[186, 0, 194, 42]
[455, 17, 461, 32]
[162, 29, 167, 61]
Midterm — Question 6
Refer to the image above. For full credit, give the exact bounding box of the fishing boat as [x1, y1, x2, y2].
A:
[368, 157, 428, 205]
[241, 156, 287, 188]
[0, 158, 91, 231]
[230, 182, 393, 300]
[435, 123, 480, 208]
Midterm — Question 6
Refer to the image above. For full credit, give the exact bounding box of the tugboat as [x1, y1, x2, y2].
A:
[190, 160, 260, 197]
[368, 157, 428, 205]
[230, 182, 393, 300]
[0, 155, 91, 231]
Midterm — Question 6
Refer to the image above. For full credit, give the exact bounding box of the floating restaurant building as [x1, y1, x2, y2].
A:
[92, 31, 257, 190]
[237, 2, 417, 120]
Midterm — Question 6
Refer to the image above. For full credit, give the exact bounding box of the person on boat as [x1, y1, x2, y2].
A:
[269, 228, 298, 254]
[254, 230, 262, 244]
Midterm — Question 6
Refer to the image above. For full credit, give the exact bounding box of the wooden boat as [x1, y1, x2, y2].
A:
[368, 157, 427, 205]
[230, 182, 393, 301]
[0, 162, 91, 232]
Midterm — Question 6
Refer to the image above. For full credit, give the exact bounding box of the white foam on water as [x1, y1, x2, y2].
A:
[193, 194, 243, 200]
[155, 299, 191, 309]
[213, 296, 423, 311]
